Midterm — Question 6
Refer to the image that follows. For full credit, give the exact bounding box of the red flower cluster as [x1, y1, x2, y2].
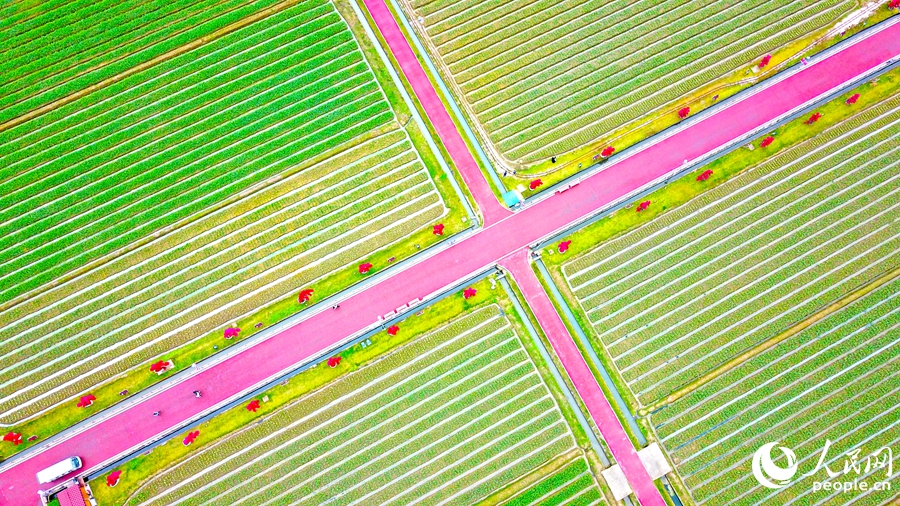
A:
[759, 54, 772, 68]
[327, 356, 342, 368]
[696, 170, 713, 182]
[183, 430, 200, 446]
[359, 262, 373, 274]
[463, 287, 477, 299]
[805, 112, 822, 125]
[149, 360, 168, 373]
[677, 107, 690, 119]
[223, 327, 240, 339]
[601, 146, 616, 158]
[107, 470, 122, 487]
[558, 240, 572, 253]
[387, 325, 400, 336]
[3, 432, 23, 446]
[636, 201, 651, 212]
[433, 223, 444, 236]
[846, 93, 860, 105]
[760, 136, 774, 148]
[891, 0, 900, 9]
[298, 288, 314, 304]
[529, 179, 543, 190]
[77, 394, 96, 408]
[246, 399, 261, 412]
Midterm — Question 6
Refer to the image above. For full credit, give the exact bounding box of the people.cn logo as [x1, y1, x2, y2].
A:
[752, 442, 799, 489]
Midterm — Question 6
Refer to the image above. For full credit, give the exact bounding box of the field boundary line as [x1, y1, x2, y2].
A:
[0, 0, 311, 135]
[640, 264, 900, 415]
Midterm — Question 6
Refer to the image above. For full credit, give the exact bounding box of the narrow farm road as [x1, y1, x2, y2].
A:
[500, 250, 667, 506]
[361, 0, 511, 226]
[2, 14, 900, 506]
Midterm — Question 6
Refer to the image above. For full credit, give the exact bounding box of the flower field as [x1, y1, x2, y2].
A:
[651, 278, 900, 505]
[502, 455, 605, 506]
[562, 92, 900, 405]
[113, 306, 577, 506]
[401, 0, 856, 165]
[0, 0, 458, 427]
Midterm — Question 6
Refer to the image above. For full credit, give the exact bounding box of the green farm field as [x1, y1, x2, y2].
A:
[653, 278, 900, 506]
[92, 280, 600, 506]
[539, 73, 900, 504]
[499, 455, 606, 506]
[399, 0, 867, 172]
[561, 89, 900, 405]
[0, 0, 466, 454]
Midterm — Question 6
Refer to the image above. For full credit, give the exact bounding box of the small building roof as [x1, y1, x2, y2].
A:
[56, 483, 87, 506]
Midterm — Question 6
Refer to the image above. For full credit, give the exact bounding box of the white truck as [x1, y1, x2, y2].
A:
[36, 457, 82, 484]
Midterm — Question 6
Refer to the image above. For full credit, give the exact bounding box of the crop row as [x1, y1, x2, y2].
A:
[591, 147, 900, 330]
[0, 0, 293, 123]
[655, 283, 900, 439]
[647, 286, 900, 503]
[0, 20, 385, 300]
[504, 11, 844, 162]
[1, 128, 410, 324]
[0, 192, 444, 419]
[670, 304, 900, 461]
[3, 1, 389, 298]
[586, 150, 900, 372]
[410, 0, 850, 162]
[0, 167, 434, 384]
[0, 139, 422, 359]
[127, 311, 571, 505]
[267, 406, 562, 506]
[462, 0, 705, 102]
[626, 225, 900, 402]
[125, 310, 512, 498]
[496, 0, 846, 160]
[452, 0, 718, 88]
[566, 102, 900, 301]
[572, 127, 900, 299]
[2, 5, 344, 162]
[505, 456, 603, 506]
[697, 384, 900, 504]
[0, 195, 443, 420]
[562, 96, 900, 282]
[476, 0, 788, 126]
[171, 353, 538, 505]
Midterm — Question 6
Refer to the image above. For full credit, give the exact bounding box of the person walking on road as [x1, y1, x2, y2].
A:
[152, 411, 161, 417]
[193, 390, 202, 398]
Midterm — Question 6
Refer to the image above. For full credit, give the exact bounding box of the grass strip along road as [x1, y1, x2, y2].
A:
[2, 9, 900, 506]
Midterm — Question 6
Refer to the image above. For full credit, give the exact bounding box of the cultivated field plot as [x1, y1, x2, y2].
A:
[118, 306, 578, 506]
[652, 278, 900, 506]
[401, 0, 856, 165]
[0, 0, 397, 302]
[0, 0, 454, 425]
[0, 0, 283, 124]
[503, 455, 605, 506]
[562, 92, 900, 405]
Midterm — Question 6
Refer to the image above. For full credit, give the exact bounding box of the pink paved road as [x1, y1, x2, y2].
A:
[362, 0, 510, 226]
[3, 13, 900, 506]
[501, 250, 666, 506]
